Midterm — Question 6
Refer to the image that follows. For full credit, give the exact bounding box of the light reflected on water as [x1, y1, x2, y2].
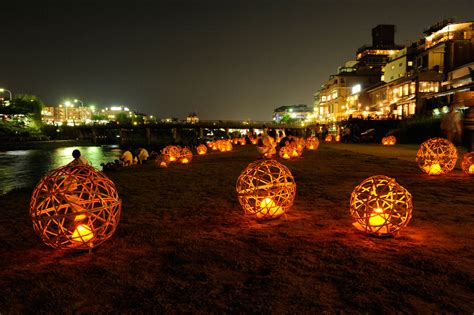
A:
[0, 145, 121, 195]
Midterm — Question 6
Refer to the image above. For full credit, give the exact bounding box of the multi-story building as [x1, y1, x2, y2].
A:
[315, 20, 474, 122]
[42, 105, 92, 125]
[273, 104, 314, 123]
[356, 25, 404, 69]
[317, 61, 381, 122]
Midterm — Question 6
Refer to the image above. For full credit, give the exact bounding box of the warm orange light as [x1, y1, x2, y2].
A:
[469, 165, 474, 174]
[160, 161, 168, 168]
[258, 198, 284, 218]
[424, 163, 442, 175]
[283, 153, 290, 159]
[292, 149, 298, 157]
[181, 158, 189, 164]
[71, 224, 94, 243]
[335, 134, 341, 142]
[169, 156, 176, 162]
[325, 135, 332, 142]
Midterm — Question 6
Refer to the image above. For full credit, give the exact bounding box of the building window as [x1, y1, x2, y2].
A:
[321, 96, 326, 102]
[408, 61, 413, 66]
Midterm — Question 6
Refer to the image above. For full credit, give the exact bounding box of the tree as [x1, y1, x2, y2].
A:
[3, 94, 44, 126]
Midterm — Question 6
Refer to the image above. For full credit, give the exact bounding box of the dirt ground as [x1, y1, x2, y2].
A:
[0, 144, 473, 313]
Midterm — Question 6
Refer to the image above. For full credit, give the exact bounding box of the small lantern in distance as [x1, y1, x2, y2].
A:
[30, 165, 122, 250]
[306, 136, 319, 150]
[416, 138, 457, 175]
[461, 152, 474, 176]
[236, 159, 296, 220]
[162, 145, 181, 162]
[279, 146, 291, 160]
[382, 135, 396, 146]
[325, 134, 333, 142]
[179, 147, 193, 164]
[196, 144, 207, 155]
[350, 175, 413, 237]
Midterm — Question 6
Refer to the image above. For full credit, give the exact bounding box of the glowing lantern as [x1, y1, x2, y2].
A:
[250, 137, 258, 145]
[226, 141, 233, 151]
[279, 146, 292, 160]
[233, 138, 239, 145]
[306, 136, 319, 150]
[162, 145, 181, 162]
[335, 134, 341, 142]
[196, 144, 207, 155]
[461, 152, 474, 176]
[30, 165, 121, 250]
[350, 175, 413, 236]
[416, 138, 457, 175]
[239, 138, 246, 145]
[382, 135, 396, 146]
[179, 147, 193, 164]
[325, 134, 333, 142]
[236, 159, 296, 220]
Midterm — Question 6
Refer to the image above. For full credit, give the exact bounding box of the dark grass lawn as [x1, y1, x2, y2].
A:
[0, 144, 473, 313]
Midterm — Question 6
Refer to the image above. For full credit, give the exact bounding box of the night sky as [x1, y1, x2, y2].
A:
[1, 0, 472, 120]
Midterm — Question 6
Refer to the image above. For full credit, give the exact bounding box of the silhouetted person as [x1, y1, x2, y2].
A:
[69, 149, 88, 166]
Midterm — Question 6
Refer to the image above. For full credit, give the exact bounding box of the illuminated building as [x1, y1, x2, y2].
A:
[273, 104, 314, 123]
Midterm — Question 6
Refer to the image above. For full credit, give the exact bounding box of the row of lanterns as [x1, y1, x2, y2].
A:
[236, 159, 412, 237]
[28, 135, 472, 251]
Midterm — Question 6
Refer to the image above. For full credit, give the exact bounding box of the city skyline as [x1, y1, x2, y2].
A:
[0, 0, 472, 120]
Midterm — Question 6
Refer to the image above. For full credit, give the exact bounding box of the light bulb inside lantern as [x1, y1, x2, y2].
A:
[292, 150, 298, 157]
[258, 197, 284, 218]
[424, 163, 442, 175]
[71, 224, 94, 243]
[283, 153, 290, 159]
[469, 164, 474, 174]
[181, 158, 189, 164]
[169, 156, 176, 162]
[368, 208, 390, 234]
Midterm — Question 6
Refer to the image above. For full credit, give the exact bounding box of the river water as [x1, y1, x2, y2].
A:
[0, 145, 122, 195]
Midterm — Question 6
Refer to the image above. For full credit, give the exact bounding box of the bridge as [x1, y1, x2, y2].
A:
[54, 120, 316, 147]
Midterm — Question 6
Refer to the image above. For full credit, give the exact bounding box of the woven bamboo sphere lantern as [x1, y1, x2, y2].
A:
[179, 147, 193, 164]
[350, 175, 413, 237]
[236, 159, 296, 220]
[30, 165, 121, 250]
[196, 144, 207, 155]
[306, 136, 319, 150]
[335, 134, 341, 142]
[416, 138, 457, 175]
[461, 152, 474, 175]
[296, 138, 306, 151]
[279, 146, 292, 160]
[239, 138, 246, 145]
[325, 134, 333, 142]
[162, 145, 181, 162]
[382, 135, 396, 146]
[233, 138, 239, 145]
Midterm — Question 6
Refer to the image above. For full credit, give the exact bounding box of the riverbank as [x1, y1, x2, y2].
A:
[0, 144, 472, 313]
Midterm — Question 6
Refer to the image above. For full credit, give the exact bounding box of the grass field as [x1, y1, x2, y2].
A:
[0, 144, 473, 313]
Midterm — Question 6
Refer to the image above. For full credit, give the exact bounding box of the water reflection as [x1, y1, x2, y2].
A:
[0, 145, 121, 195]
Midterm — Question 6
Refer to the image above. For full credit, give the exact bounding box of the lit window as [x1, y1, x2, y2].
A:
[321, 96, 326, 102]
[408, 61, 413, 66]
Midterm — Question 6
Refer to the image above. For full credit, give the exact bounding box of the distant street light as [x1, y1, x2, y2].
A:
[74, 99, 83, 107]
